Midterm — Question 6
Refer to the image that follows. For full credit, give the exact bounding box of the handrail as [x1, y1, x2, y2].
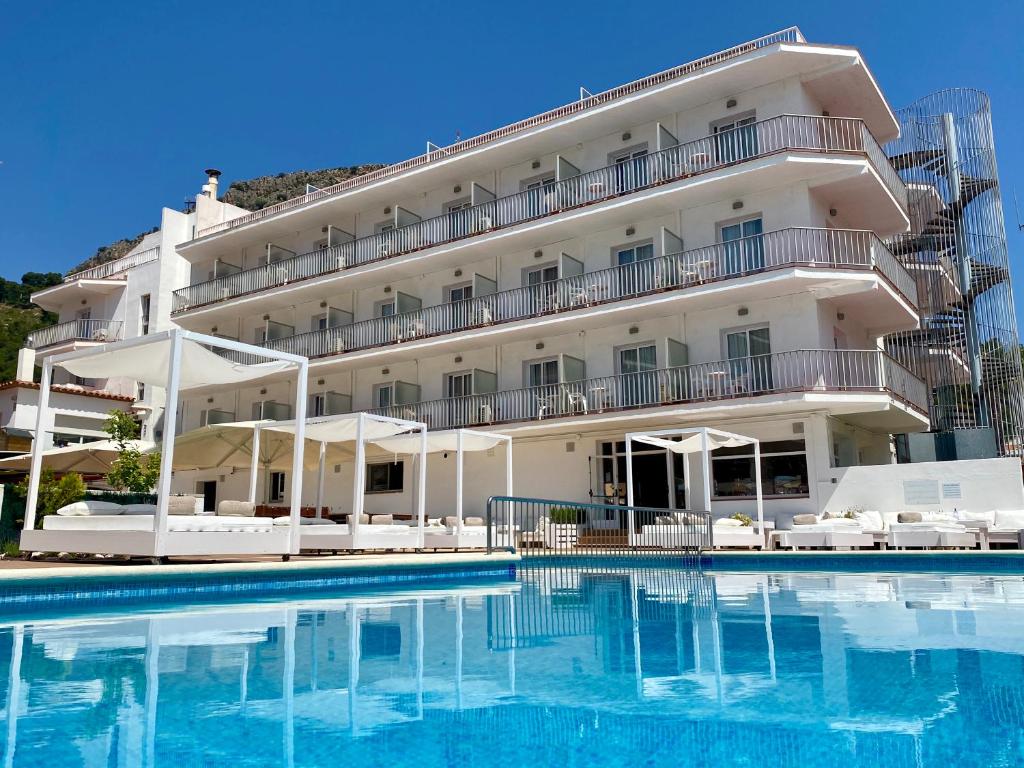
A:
[359, 349, 927, 429]
[224, 228, 915, 363]
[173, 114, 906, 313]
[195, 28, 805, 238]
[64, 247, 160, 282]
[27, 319, 124, 349]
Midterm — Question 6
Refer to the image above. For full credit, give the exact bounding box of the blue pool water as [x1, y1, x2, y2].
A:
[2, 563, 1024, 767]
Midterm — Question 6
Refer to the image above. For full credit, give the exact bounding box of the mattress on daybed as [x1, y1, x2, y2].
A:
[43, 515, 278, 533]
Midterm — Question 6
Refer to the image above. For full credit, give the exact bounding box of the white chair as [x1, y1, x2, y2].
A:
[562, 386, 588, 414]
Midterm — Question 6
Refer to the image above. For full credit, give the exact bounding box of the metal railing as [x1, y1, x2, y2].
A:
[485, 496, 713, 556]
[27, 319, 123, 349]
[218, 228, 915, 363]
[194, 28, 804, 238]
[64, 247, 159, 282]
[173, 114, 906, 313]
[364, 349, 928, 429]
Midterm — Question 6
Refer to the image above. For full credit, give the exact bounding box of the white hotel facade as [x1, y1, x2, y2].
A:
[21, 29, 932, 523]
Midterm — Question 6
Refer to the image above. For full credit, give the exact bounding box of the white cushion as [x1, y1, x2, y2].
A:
[954, 510, 996, 525]
[994, 510, 1024, 530]
[56, 500, 124, 516]
[714, 518, 743, 527]
[854, 510, 884, 531]
[217, 500, 255, 517]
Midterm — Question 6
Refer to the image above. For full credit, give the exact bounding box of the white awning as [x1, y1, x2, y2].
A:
[371, 429, 507, 455]
[630, 432, 754, 454]
[264, 414, 419, 444]
[172, 421, 350, 471]
[59, 337, 293, 390]
[0, 439, 156, 473]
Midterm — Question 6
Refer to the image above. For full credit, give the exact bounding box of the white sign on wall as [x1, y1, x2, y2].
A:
[903, 479, 940, 506]
[942, 482, 963, 500]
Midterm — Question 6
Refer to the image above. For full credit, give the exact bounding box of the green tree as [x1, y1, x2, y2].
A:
[14, 469, 86, 524]
[104, 410, 161, 493]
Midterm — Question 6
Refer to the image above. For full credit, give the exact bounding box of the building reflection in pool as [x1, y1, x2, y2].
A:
[2, 567, 1024, 766]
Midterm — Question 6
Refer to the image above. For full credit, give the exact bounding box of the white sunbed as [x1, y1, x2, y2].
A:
[886, 521, 976, 549]
[296, 520, 424, 551]
[779, 519, 875, 551]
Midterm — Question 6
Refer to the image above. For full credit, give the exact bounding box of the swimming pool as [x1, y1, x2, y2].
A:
[2, 562, 1023, 767]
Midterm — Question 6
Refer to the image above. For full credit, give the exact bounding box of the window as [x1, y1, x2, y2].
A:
[445, 372, 473, 399]
[725, 326, 772, 390]
[269, 471, 286, 503]
[528, 359, 559, 388]
[618, 344, 657, 374]
[310, 392, 326, 417]
[311, 313, 329, 332]
[366, 461, 403, 493]
[720, 217, 764, 272]
[137, 383, 146, 402]
[526, 264, 559, 286]
[446, 283, 473, 303]
[611, 147, 649, 192]
[615, 243, 655, 266]
[140, 294, 151, 335]
[373, 383, 394, 408]
[377, 300, 396, 318]
[713, 114, 757, 163]
[617, 344, 658, 406]
[712, 440, 808, 498]
[446, 199, 472, 238]
[524, 176, 556, 216]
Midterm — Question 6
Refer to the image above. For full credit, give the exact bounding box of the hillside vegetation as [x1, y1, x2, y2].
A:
[0, 272, 62, 381]
[220, 165, 386, 211]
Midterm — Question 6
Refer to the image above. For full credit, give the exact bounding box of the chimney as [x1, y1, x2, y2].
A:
[202, 168, 222, 200]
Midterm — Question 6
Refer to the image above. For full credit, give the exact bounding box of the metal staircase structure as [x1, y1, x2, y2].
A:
[884, 89, 1024, 459]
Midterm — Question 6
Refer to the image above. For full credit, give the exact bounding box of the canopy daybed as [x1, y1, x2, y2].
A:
[19, 329, 309, 560]
[371, 428, 513, 550]
[261, 412, 429, 551]
[624, 427, 764, 549]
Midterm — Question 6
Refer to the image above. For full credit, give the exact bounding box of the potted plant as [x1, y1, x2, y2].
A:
[545, 506, 584, 548]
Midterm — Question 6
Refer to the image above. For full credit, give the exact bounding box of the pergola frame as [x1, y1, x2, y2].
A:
[20, 328, 309, 558]
[624, 427, 763, 538]
[261, 412, 428, 548]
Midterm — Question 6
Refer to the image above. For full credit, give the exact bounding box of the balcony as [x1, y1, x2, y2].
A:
[63, 247, 160, 282]
[361, 350, 927, 430]
[222, 228, 916, 365]
[172, 114, 907, 314]
[27, 319, 123, 350]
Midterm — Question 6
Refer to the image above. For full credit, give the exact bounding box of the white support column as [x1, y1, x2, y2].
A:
[417, 426, 427, 547]
[154, 331, 184, 555]
[315, 442, 327, 519]
[701, 429, 712, 515]
[288, 361, 309, 554]
[455, 429, 465, 534]
[625, 436, 636, 545]
[505, 437, 513, 497]
[248, 425, 261, 505]
[23, 358, 53, 533]
[753, 440, 764, 534]
[351, 414, 366, 547]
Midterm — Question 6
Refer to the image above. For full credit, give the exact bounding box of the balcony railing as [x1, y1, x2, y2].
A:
[64, 247, 159, 282]
[172, 114, 907, 313]
[194, 28, 805, 238]
[219, 228, 915, 364]
[27, 319, 123, 349]
[361, 349, 928, 430]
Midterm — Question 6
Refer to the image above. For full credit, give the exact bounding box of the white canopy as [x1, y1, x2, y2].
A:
[370, 428, 506, 455]
[0, 440, 156, 473]
[629, 432, 754, 455]
[58, 331, 293, 390]
[264, 413, 412, 443]
[172, 421, 349, 472]
[624, 427, 763, 539]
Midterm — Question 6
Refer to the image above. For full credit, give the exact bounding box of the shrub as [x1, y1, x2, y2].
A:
[1, 540, 20, 558]
[549, 506, 584, 525]
[14, 469, 87, 523]
[105, 410, 161, 493]
[730, 512, 754, 527]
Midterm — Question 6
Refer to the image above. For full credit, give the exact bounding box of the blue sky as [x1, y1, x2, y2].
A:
[1, 0, 1022, 319]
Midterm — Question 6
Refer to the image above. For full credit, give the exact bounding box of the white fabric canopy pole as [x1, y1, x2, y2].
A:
[351, 414, 366, 548]
[417, 426, 427, 547]
[154, 332, 184, 555]
[456, 429, 465, 534]
[753, 440, 764, 533]
[625, 436, 636, 545]
[701, 429, 712, 515]
[248, 425, 261, 505]
[287, 362, 308, 554]
[23, 359, 52, 532]
[505, 437, 513, 496]
[315, 442, 326, 519]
